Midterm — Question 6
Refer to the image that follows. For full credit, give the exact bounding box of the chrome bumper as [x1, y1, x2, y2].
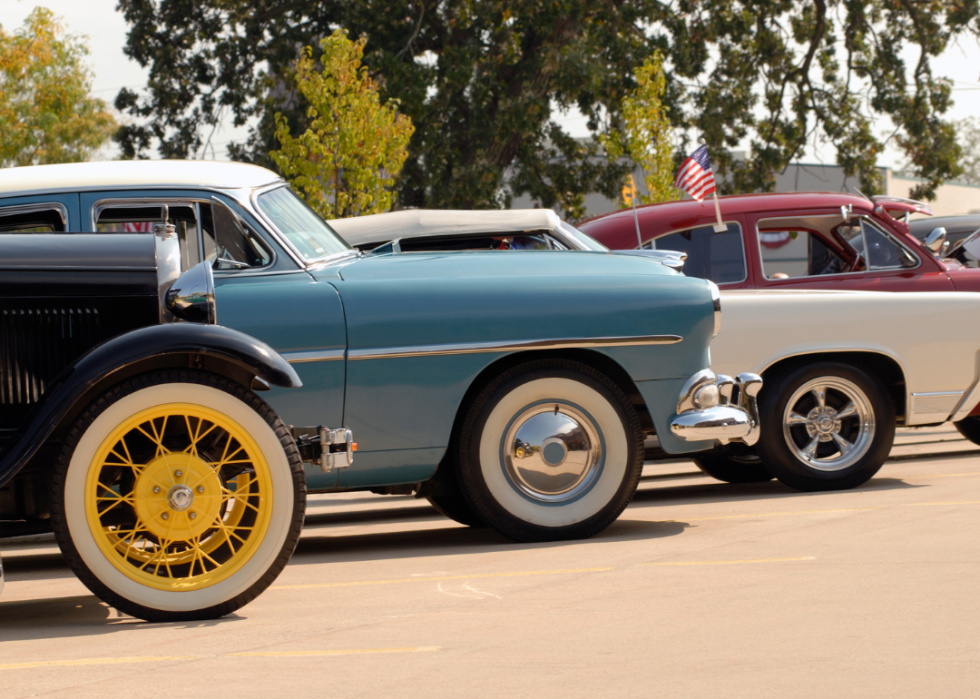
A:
[669, 370, 763, 446]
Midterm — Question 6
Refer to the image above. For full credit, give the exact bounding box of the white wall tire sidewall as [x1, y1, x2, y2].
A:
[478, 377, 628, 528]
[64, 383, 294, 614]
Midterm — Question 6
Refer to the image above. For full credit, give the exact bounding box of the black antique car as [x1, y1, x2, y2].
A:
[0, 225, 316, 622]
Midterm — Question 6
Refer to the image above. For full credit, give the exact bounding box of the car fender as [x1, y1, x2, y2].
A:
[0, 323, 301, 487]
[709, 289, 980, 426]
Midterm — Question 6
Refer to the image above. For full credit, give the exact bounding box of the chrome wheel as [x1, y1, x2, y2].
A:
[782, 377, 874, 472]
[504, 402, 602, 503]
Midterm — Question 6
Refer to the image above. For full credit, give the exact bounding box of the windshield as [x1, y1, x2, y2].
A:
[558, 220, 608, 251]
[256, 187, 352, 262]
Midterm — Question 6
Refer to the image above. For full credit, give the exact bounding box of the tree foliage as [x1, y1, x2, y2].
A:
[601, 51, 681, 206]
[270, 30, 414, 220]
[956, 117, 980, 186]
[115, 0, 980, 210]
[0, 7, 115, 167]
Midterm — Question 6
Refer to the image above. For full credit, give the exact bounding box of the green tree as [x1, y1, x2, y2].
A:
[0, 7, 115, 167]
[601, 51, 681, 205]
[114, 1, 979, 208]
[956, 117, 980, 186]
[270, 30, 414, 220]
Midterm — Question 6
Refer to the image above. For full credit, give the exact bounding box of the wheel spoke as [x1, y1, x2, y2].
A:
[811, 387, 826, 409]
[787, 411, 809, 426]
[803, 436, 820, 458]
[831, 433, 854, 456]
[136, 424, 168, 456]
[836, 402, 857, 419]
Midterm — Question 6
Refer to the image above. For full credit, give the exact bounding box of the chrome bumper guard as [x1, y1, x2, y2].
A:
[290, 425, 355, 472]
[669, 369, 763, 446]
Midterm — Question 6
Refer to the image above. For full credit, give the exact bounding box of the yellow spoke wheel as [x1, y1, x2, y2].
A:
[85, 403, 274, 592]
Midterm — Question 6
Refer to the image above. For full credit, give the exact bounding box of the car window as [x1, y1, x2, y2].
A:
[94, 201, 272, 272]
[96, 204, 202, 270]
[201, 201, 273, 271]
[759, 229, 852, 279]
[0, 206, 66, 233]
[644, 223, 745, 284]
[834, 220, 916, 271]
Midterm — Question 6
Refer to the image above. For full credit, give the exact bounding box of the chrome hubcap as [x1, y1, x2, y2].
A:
[783, 377, 874, 472]
[504, 403, 602, 502]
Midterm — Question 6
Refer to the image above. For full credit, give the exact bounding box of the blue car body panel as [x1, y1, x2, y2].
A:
[310, 251, 716, 474]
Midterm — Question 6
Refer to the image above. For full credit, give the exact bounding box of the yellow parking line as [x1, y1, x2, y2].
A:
[644, 556, 815, 567]
[681, 507, 880, 521]
[906, 500, 980, 506]
[0, 656, 194, 670]
[272, 567, 614, 590]
[230, 646, 441, 658]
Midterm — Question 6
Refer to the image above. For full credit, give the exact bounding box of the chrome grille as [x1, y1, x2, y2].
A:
[0, 308, 101, 411]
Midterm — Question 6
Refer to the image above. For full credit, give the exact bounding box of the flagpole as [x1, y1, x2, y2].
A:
[629, 174, 643, 249]
[696, 138, 725, 233]
[711, 191, 725, 233]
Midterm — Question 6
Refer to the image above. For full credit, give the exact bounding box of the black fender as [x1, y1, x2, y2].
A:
[0, 323, 302, 487]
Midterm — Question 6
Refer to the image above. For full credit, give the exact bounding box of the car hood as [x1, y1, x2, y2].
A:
[317, 249, 678, 283]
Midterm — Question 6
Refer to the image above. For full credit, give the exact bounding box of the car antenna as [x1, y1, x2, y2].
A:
[851, 187, 872, 203]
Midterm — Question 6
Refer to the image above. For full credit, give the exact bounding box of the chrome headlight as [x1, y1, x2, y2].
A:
[166, 261, 217, 325]
[707, 280, 721, 338]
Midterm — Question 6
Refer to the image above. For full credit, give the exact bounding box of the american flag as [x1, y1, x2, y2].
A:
[674, 144, 716, 202]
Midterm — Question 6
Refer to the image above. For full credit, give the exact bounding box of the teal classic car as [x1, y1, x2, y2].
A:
[0, 161, 761, 542]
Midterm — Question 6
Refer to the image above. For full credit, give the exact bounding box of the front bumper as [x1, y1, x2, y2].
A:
[669, 370, 762, 446]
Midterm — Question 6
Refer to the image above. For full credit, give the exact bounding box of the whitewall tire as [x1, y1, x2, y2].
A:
[49, 370, 305, 622]
[457, 359, 643, 542]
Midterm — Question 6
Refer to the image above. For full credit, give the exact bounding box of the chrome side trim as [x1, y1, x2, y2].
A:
[348, 334, 683, 361]
[283, 349, 346, 364]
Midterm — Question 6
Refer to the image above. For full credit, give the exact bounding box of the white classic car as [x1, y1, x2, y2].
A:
[329, 209, 980, 492]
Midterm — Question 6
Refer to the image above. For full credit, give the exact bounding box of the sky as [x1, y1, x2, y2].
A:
[2, 0, 978, 170]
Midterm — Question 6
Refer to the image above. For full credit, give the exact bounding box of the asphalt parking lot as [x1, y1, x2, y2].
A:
[2, 424, 979, 698]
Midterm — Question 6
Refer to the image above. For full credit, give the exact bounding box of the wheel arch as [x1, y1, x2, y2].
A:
[759, 350, 908, 425]
[432, 348, 652, 476]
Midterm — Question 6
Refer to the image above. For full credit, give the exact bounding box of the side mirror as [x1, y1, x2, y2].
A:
[923, 227, 947, 255]
[166, 261, 216, 324]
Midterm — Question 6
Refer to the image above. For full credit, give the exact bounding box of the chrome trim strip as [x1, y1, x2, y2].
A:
[349, 335, 682, 361]
[0, 201, 68, 227]
[910, 391, 964, 397]
[283, 349, 346, 364]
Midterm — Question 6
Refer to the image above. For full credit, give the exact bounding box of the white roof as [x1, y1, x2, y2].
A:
[0, 160, 283, 195]
[328, 208, 562, 246]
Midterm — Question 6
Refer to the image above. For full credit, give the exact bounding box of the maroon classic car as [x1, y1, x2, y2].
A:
[579, 191, 980, 444]
[578, 192, 980, 294]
